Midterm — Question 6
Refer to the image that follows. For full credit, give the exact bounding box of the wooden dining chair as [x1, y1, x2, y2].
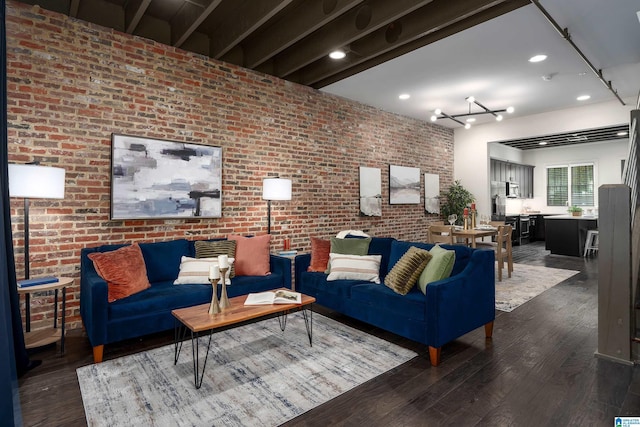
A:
[475, 224, 513, 281]
[428, 224, 455, 245]
[495, 225, 513, 281]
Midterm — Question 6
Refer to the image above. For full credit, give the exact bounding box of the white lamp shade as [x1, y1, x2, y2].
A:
[262, 178, 292, 201]
[8, 164, 66, 199]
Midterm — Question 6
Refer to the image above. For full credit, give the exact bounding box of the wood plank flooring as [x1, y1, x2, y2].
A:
[17, 242, 640, 426]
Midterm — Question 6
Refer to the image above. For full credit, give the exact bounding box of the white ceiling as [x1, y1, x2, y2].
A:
[321, 0, 640, 129]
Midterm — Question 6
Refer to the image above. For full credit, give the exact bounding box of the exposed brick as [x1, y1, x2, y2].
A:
[6, 0, 454, 330]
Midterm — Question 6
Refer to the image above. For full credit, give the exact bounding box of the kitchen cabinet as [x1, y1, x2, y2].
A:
[545, 216, 598, 256]
[490, 159, 534, 199]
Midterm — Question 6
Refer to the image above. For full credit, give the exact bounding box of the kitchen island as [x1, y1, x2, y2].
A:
[544, 215, 598, 257]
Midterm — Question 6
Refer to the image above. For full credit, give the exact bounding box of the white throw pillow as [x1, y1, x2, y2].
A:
[326, 253, 382, 284]
[173, 256, 235, 285]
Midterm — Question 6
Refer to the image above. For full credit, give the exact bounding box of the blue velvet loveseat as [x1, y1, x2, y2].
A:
[295, 238, 495, 366]
[80, 238, 291, 362]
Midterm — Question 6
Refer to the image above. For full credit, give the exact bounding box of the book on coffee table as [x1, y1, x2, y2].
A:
[244, 290, 302, 305]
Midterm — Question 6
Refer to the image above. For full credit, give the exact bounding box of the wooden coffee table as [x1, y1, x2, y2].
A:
[172, 289, 316, 388]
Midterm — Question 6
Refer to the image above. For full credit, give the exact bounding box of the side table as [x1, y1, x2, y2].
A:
[18, 277, 73, 355]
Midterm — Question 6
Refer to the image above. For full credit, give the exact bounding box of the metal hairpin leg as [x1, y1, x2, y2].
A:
[174, 320, 188, 365]
[191, 330, 214, 389]
[302, 305, 313, 346]
[277, 310, 288, 331]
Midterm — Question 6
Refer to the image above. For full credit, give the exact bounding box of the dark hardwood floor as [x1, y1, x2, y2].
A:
[17, 242, 640, 426]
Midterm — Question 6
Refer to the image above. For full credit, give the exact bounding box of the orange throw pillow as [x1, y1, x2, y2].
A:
[88, 243, 151, 302]
[308, 237, 331, 272]
[227, 234, 271, 276]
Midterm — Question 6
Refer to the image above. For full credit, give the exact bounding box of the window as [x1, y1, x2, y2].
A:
[547, 163, 594, 206]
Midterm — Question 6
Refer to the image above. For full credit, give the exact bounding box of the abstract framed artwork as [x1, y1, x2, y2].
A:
[110, 134, 222, 220]
[424, 173, 440, 214]
[389, 165, 420, 204]
[359, 166, 382, 217]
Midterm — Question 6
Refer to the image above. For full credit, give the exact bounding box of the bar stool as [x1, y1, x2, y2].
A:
[583, 230, 599, 257]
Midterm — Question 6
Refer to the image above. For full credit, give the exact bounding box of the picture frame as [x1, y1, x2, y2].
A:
[359, 167, 382, 217]
[424, 173, 440, 214]
[389, 165, 420, 204]
[110, 134, 222, 220]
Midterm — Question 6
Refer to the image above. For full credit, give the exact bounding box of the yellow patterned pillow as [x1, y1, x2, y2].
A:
[384, 246, 432, 295]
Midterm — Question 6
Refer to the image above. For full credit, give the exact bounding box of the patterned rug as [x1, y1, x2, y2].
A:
[495, 263, 579, 312]
[77, 312, 417, 427]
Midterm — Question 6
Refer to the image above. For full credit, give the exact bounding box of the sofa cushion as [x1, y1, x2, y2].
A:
[194, 240, 237, 278]
[326, 253, 382, 283]
[228, 234, 271, 276]
[366, 237, 396, 278]
[88, 243, 151, 303]
[326, 236, 371, 273]
[308, 237, 331, 272]
[298, 271, 359, 299]
[350, 283, 426, 322]
[139, 239, 189, 283]
[173, 256, 235, 285]
[384, 246, 432, 295]
[418, 245, 456, 294]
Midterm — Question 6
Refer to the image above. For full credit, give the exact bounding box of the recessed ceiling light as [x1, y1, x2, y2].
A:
[539, 141, 548, 145]
[529, 54, 547, 63]
[398, 94, 410, 100]
[576, 95, 591, 101]
[466, 118, 476, 123]
[618, 131, 629, 136]
[329, 50, 346, 59]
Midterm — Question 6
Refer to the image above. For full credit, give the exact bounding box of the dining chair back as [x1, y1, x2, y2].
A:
[428, 224, 455, 245]
[495, 225, 513, 281]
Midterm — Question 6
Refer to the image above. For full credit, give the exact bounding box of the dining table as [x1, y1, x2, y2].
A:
[452, 227, 498, 248]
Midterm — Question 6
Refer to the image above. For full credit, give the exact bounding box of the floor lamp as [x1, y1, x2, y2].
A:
[262, 178, 292, 234]
[8, 163, 66, 280]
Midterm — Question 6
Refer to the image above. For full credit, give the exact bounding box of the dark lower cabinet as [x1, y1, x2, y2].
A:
[530, 214, 546, 241]
[545, 217, 598, 256]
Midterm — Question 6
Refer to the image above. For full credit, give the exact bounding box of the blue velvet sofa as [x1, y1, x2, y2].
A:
[80, 238, 292, 362]
[295, 238, 495, 366]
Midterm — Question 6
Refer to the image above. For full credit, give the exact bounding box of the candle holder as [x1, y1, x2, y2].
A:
[471, 209, 477, 229]
[208, 278, 221, 315]
[463, 213, 470, 230]
[219, 267, 231, 310]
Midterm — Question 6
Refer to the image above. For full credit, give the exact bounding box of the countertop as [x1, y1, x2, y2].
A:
[543, 215, 598, 220]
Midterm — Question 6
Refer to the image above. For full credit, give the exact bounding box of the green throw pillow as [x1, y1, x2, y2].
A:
[384, 246, 432, 295]
[325, 237, 372, 274]
[417, 245, 456, 294]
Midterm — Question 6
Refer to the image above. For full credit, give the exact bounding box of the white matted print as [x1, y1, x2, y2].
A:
[389, 165, 420, 205]
[359, 167, 382, 217]
[424, 173, 440, 214]
[111, 134, 222, 219]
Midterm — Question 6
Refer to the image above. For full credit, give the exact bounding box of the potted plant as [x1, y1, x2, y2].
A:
[440, 180, 474, 225]
[568, 205, 583, 216]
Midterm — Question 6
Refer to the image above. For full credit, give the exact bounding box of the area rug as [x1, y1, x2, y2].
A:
[495, 263, 579, 312]
[77, 312, 417, 427]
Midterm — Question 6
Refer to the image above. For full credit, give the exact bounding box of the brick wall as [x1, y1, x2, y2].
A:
[5, 1, 454, 330]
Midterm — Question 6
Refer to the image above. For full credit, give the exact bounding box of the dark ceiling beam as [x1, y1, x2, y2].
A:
[300, 0, 517, 86]
[308, 0, 529, 88]
[171, 0, 224, 48]
[69, 0, 79, 17]
[125, 0, 152, 34]
[209, 0, 295, 59]
[259, 0, 432, 78]
[242, 0, 365, 69]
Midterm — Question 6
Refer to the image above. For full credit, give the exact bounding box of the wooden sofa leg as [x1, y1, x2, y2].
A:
[93, 345, 104, 363]
[428, 346, 441, 366]
[484, 321, 494, 339]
